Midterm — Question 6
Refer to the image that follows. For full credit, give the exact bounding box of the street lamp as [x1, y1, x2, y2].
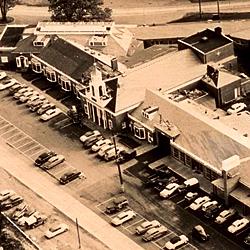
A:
[198, 0, 202, 19]
[112, 134, 124, 193]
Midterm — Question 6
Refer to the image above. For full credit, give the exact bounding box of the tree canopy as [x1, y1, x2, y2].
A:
[0, 0, 17, 22]
[48, 0, 112, 22]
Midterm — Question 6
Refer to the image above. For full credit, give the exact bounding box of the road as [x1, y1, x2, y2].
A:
[9, 1, 250, 25]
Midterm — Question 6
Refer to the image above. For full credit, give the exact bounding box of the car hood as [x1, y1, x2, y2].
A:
[111, 218, 121, 225]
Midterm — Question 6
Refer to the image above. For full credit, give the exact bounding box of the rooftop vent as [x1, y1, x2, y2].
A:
[33, 35, 50, 47]
[142, 106, 159, 120]
[201, 36, 208, 43]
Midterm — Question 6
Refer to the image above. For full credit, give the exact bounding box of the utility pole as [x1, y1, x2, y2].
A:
[76, 218, 81, 249]
[216, 0, 220, 19]
[198, 0, 202, 19]
[112, 135, 124, 193]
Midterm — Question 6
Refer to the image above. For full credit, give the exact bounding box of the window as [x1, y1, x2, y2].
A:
[185, 155, 192, 167]
[1, 56, 8, 63]
[92, 86, 95, 96]
[31, 60, 42, 73]
[121, 122, 126, 130]
[16, 57, 21, 68]
[84, 104, 89, 115]
[108, 119, 113, 129]
[172, 147, 179, 159]
[134, 124, 146, 139]
[99, 86, 103, 97]
[148, 132, 154, 143]
[60, 77, 71, 91]
[180, 152, 185, 163]
[46, 68, 56, 82]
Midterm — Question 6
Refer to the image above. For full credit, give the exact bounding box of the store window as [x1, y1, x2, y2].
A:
[134, 124, 145, 139]
[172, 147, 179, 159]
[108, 119, 113, 129]
[121, 122, 126, 130]
[46, 68, 56, 82]
[185, 155, 192, 167]
[84, 104, 89, 115]
[60, 77, 71, 91]
[31, 59, 42, 73]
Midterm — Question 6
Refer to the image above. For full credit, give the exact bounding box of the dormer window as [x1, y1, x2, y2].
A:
[31, 58, 42, 73]
[142, 106, 159, 120]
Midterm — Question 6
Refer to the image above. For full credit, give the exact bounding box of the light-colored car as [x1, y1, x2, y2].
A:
[11, 203, 28, 221]
[91, 138, 112, 152]
[80, 130, 101, 144]
[27, 94, 46, 106]
[14, 86, 33, 99]
[40, 108, 62, 121]
[29, 99, 49, 112]
[227, 103, 247, 115]
[136, 220, 161, 235]
[164, 235, 189, 250]
[37, 103, 56, 115]
[42, 155, 65, 170]
[0, 189, 15, 202]
[201, 200, 218, 212]
[160, 183, 179, 199]
[16, 207, 36, 226]
[25, 211, 47, 229]
[111, 210, 136, 226]
[184, 192, 199, 201]
[215, 208, 237, 224]
[45, 223, 69, 239]
[98, 144, 115, 158]
[19, 91, 39, 103]
[228, 218, 249, 234]
[143, 225, 168, 241]
[103, 147, 123, 161]
[0, 71, 7, 80]
[1, 194, 23, 210]
[0, 78, 18, 90]
[189, 196, 211, 211]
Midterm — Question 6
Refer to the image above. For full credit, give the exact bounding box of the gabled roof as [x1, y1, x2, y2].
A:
[0, 25, 26, 47]
[36, 36, 94, 81]
[112, 49, 206, 112]
[130, 89, 250, 175]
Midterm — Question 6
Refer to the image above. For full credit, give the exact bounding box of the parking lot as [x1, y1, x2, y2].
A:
[96, 197, 198, 250]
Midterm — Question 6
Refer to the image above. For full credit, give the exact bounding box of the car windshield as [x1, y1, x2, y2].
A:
[50, 225, 60, 232]
[220, 211, 229, 218]
[85, 131, 93, 136]
[47, 109, 55, 115]
[166, 184, 175, 190]
[118, 213, 127, 219]
[170, 236, 180, 244]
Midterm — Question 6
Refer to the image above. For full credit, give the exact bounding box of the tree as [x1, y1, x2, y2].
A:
[48, 0, 112, 22]
[0, 0, 17, 23]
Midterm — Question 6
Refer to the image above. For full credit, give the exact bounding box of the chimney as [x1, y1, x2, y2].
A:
[214, 27, 222, 35]
[111, 57, 118, 71]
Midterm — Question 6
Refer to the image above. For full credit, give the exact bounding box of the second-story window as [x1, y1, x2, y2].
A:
[92, 86, 95, 96]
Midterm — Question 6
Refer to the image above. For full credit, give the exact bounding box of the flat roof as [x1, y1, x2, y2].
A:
[0, 25, 26, 47]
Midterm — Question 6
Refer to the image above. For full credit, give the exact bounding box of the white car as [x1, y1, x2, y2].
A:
[184, 192, 199, 201]
[19, 91, 39, 103]
[104, 147, 123, 161]
[201, 200, 218, 212]
[45, 223, 69, 239]
[228, 218, 249, 234]
[0, 78, 18, 90]
[0, 71, 7, 80]
[98, 144, 115, 158]
[160, 183, 179, 198]
[215, 208, 237, 224]
[79, 130, 101, 144]
[26, 94, 46, 106]
[40, 108, 62, 121]
[0, 189, 15, 202]
[37, 103, 56, 115]
[91, 138, 112, 152]
[189, 196, 211, 211]
[111, 210, 136, 226]
[136, 220, 161, 235]
[227, 103, 247, 115]
[42, 155, 65, 170]
[14, 87, 33, 99]
[164, 235, 189, 250]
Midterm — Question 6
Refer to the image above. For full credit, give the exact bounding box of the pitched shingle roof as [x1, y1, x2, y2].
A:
[0, 26, 25, 47]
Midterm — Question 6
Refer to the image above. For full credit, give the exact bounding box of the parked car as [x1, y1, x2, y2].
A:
[14, 86, 33, 99]
[34, 151, 57, 166]
[192, 225, 210, 241]
[178, 178, 199, 193]
[104, 147, 123, 161]
[11, 203, 28, 221]
[164, 235, 189, 250]
[83, 135, 103, 149]
[227, 103, 247, 115]
[228, 218, 249, 233]
[19, 91, 39, 103]
[184, 192, 199, 202]
[111, 210, 136, 226]
[29, 99, 48, 112]
[105, 196, 129, 214]
[160, 183, 179, 198]
[16, 207, 36, 226]
[37, 103, 56, 115]
[204, 203, 223, 219]
[91, 138, 112, 152]
[42, 155, 65, 170]
[201, 200, 219, 212]
[80, 130, 101, 144]
[189, 196, 211, 211]
[136, 220, 161, 235]
[27, 94, 46, 106]
[98, 144, 115, 158]
[0, 71, 7, 80]
[143, 225, 168, 241]
[214, 208, 237, 224]
[59, 170, 82, 185]
[40, 108, 62, 121]
[1, 195, 23, 210]
[45, 223, 69, 239]
[25, 211, 47, 229]
[244, 233, 250, 246]
[0, 189, 15, 202]
[117, 149, 137, 164]
[0, 78, 18, 90]
[9, 83, 26, 95]
[152, 164, 172, 178]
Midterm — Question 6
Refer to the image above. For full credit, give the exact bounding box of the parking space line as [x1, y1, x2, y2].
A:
[11, 135, 28, 145]
[151, 241, 162, 250]
[60, 122, 73, 129]
[176, 198, 185, 205]
[125, 218, 144, 229]
[17, 141, 37, 149]
[0, 127, 16, 136]
[29, 148, 46, 156]
[0, 124, 12, 130]
[23, 144, 42, 154]
[6, 131, 22, 140]
[96, 197, 115, 208]
[54, 118, 69, 126]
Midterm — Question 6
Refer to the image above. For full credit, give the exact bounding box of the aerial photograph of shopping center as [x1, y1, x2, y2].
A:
[1, 0, 250, 249]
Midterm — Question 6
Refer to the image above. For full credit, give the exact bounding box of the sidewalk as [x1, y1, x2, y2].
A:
[0, 138, 144, 250]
